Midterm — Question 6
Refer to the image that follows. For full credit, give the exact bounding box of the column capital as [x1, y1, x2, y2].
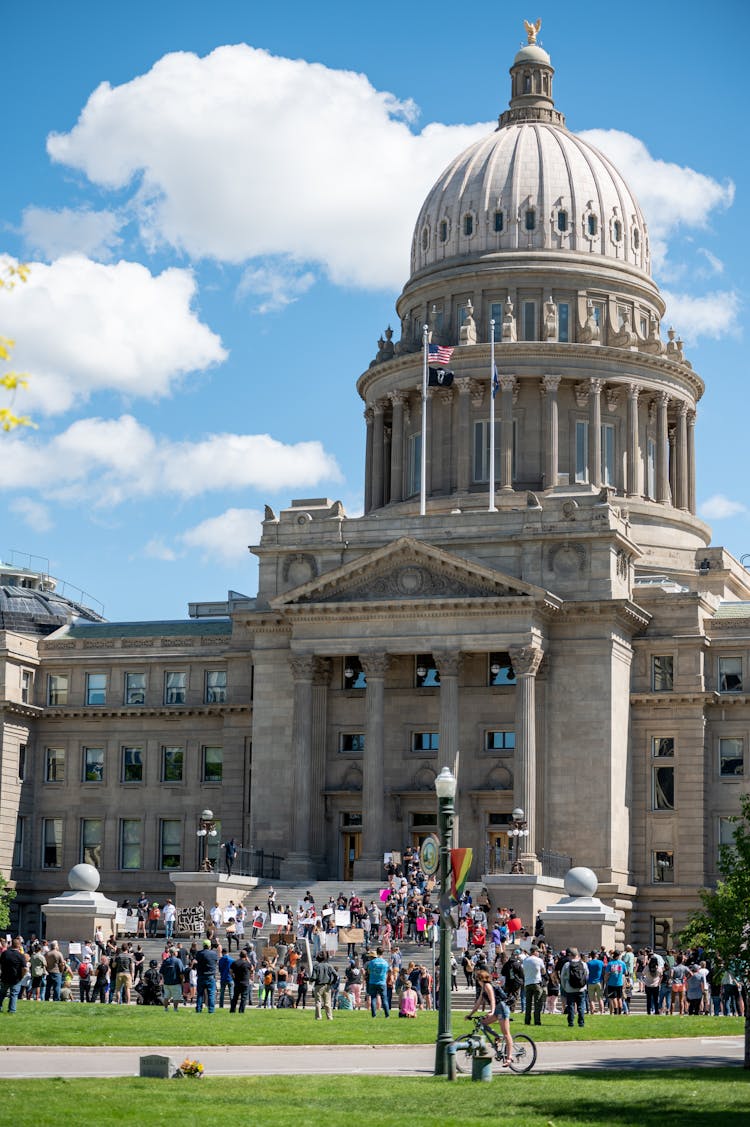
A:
[687, 408, 697, 427]
[388, 389, 408, 407]
[312, 657, 332, 687]
[541, 374, 562, 393]
[372, 399, 386, 416]
[677, 399, 689, 418]
[574, 381, 590, 408]
[289, 654, 316, 681]
[454, 376, 472, 395]
[605, 387, 621, 412]
[435, 651, 463, 678]
[656, 389, 670, 408]
[436, 388, 454, 406]
[627, 382, 642, 401]
[508, 644, 543, 677]
[589, 377, 604, 395]
[361, 652, 391, 679]
[498, 374, 516, 393]
[364, 406, 374, 424]
[469, 379, 485, 407]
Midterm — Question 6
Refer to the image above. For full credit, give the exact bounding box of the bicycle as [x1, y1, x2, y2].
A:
[453, 1014, 537, 1074]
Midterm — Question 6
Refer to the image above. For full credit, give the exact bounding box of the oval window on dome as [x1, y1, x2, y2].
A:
[613, 219, 622, 242]
[464, 214, 474, 237]
[421, 227, 429, 251]
[439, 220, 448, 243]
[633, 227, 640, 250]
[525, 209, 536, 232]
[587, 215, 598, 237]
[494, 211, 504, 233]
[557, 210, 568, 233]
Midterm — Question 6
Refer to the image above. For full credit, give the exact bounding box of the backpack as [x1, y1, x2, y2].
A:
[648, 956, 659, 975]
[78, 962, 91, 979]
[263, 970, 273, 986]
[506, 959, 524, 991]
[567, 960, 586, 990]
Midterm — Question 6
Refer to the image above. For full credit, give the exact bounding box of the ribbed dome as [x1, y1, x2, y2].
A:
[0, 584, 104, 637]
[410, 44, 650, 281]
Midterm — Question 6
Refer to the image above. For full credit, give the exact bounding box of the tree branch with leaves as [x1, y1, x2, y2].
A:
[1, 260, 34, 431]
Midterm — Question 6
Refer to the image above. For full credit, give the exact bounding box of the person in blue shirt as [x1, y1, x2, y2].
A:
[366, 947, 390, 1017]
[218, 949, 234, 1008]
[604, 951, 626, 1015]
[586, 952, 605, 1015]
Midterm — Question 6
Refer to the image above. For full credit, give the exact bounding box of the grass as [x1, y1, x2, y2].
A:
[0, 1002, 743, 1046]
[1, 1071, 748, 1127]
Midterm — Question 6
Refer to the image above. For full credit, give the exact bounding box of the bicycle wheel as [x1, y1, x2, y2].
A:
[507, 1032, 537, 1074]
[453, 1048, 474, 1074]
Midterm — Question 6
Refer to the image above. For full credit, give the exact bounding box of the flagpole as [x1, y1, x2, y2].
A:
[489, 319, 497, 512]
[420, 323, 428, 517]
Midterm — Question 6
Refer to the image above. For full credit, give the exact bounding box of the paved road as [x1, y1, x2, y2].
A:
[0, 1037, 742, 1078]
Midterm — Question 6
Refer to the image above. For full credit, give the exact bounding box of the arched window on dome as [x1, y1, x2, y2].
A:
[494, 211, 504, 233]
[633, 227, 640, 251]
[587, 214, 598, 237]
[557, 210, 568, 233]
[525, 209, 536, 232]
[421, 226, 430, 252]
[464, 214, 474, 237]
[613, 219, 622, 243]
[439, 219, 449, 243]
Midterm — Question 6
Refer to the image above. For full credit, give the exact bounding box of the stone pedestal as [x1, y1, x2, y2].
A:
[168, 871, 258, 912]
[482, 872, 565, 934]
[41, 863, 117, 943]
[540, 867, 619, 953]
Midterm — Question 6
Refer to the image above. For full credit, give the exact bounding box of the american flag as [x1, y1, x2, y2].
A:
[428, 344, 455, 366]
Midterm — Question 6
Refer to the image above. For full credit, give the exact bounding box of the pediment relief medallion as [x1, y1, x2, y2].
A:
[313, 562, 520, 604]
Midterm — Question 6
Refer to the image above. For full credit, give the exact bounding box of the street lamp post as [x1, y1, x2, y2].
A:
[509, 807, 528, 874]
[434, 765, 457, 1077]
[196, 808, 217, 870]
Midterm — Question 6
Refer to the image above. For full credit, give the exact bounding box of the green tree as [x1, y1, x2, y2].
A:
[1, 260, 33, 431]
[680, 791, 750, 1068]
[0, 872, 16, 932]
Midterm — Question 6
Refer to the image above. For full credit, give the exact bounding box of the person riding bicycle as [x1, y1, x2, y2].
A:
[465, 969, 514, 1065]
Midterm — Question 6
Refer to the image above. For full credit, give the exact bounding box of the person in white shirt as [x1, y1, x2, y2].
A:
[522, 945, 546, 1026]
[162, 899, 177, 941]
[210, 903, 223, 929]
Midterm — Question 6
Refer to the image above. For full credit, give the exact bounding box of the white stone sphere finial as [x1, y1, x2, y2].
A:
[68, 863, 101, 892]
[564, 866, 598, 898]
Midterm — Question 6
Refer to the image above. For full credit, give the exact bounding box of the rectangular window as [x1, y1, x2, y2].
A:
[558, 302, 570, 343]
[343, 657, 366, 690]
[485, 730, 515, 751]
[13, 817, 24, 868]
[522, 301, 536, 341]
[457, 304, 470, 335]
[489, 652, 516, 686]
[48, 673, 69, 706]
[21, 669, 32, 703]
[124, 672, 146, 705]
[652, 765, 675, 810]
[412, 732, 439, 751]
[18, 743, 26, 781]
[646, 438, 656, 500]
[473, 419, 516, 483]
[160, 819, 182, 870]
[601, 422, 616, 486]
[43, 818, 63, 868]
[592, 302, 603, 328]
[162, 746, 184, 783]
[407, 432, 422, 497]
[415, 654, 440, 688]
[652, 655, 674, 692]
[651, 917, 673, 949]
[340, 733, 365, 752]
[652, 737, 674, 758]
[86, 673, 107, 705]
[120, 819, 142, 870]
[202, 746, 223, 783]
[490, 302, 503, 341]
[652, 850, 675, 883]
[80, 818, 103, 868]
[719, 737, 744, 778]
[165, 671, 187, 705]
[718, 816, 735, 862]
[718, 657, 743, 693]
[122, 746, 144, 783]
[205, 670, 227, 703]
[575, 419, 589, 483]
[45, 747, 65, 783]
[83, 747, 105, 783]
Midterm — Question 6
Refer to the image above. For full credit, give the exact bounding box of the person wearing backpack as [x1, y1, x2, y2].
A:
[77, 957, 92, 1003]
[561, 947, 589, 1027]
[521, 944, 546, 1026]
[643, 954, 662, 1014]
[604, 951, 626, 1015]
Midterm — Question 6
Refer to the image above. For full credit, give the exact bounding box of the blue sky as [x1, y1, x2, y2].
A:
[2, 1, 748, 620]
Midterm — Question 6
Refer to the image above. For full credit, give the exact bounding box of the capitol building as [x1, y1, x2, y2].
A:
[2, 29, 749, 947]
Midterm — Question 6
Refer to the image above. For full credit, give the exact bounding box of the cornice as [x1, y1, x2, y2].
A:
[630, 691, 717, 707]
[0, 700, 42, 720]
[39, 704, 250, 720]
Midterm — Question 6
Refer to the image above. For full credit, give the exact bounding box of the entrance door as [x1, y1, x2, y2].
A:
[342, 832, 361, 881]
[488, 830, 510, 873]
[411, 831, 435, 851]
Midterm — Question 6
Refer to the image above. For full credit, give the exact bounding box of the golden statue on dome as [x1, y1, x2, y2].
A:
[524, 18, 542, 44]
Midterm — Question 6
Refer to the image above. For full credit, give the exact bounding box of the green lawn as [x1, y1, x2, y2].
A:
[1, 1072, 748, 1127]
[0, 1002, 742, 1046]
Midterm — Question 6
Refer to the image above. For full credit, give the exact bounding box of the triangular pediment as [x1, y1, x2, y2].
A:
[271, 537, 558, 608]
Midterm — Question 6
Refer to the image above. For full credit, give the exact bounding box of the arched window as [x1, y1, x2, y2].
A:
[613, 219, 622, 242]
[587, 214, 598, 237]
[494, 211, 504, 233]
[421, 227, 429, 251]
[439, 220, 448, 243]
[464, 214, 474, 237]
[525, 209, 536, 231]
[557, 210, 568, 232]
[524, 73, 531, 93]
[633, 227, 640, 250]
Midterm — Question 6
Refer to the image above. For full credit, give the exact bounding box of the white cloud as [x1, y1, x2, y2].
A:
[180, 507, 263, 564]
[143, 537, 177, 561]
[20, 207, 123, 260]
[238, 258, 317, 314]
[699, 494, 747, 520]
[1, 254, 226, 415]
[9, 497, 53, 532]
[697, 248, 724, 275]
[46, 44, 489, 290]
[0, 415, 341, 506]
[661, 289, 741, 342]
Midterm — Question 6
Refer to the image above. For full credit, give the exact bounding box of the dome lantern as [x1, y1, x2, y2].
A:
[500, 19, 565, 128]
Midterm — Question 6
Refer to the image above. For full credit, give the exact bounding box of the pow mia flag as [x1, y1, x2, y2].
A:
[428, 367, 454, 387]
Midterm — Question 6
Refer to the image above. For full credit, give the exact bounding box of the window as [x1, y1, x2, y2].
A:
[494, 210, 504, 232]
[13, 817, 24, 868]
[415, 654, 440, 688]
[162, 746, 184, 783]
[474, 419, 516, 483]
[205, 670, 227, 703]
[165, 671, 187, 705]
[646, 437, 656, 500]
[557, 210, 568, 232]
[412, 732, 439, 751]
[124, 672, 146, 705]
[122, 746, 144, 783]
[489, 652, 516, 686]
[601, 422, 616, 486]
[558, 302, 570, 343]
[575, 419, 589, 484]
[652, 656, 674, 692]
[652, 737, 674, 758]
[80, 818, 103, 868]
[120, 819, 142, 869]
[592, 303, 603, 328]
[160, 819, 182, 870]
[490, 302, 503, 341]
[652, 917, 672, 949]
[719, 738, 744, 778]
[48, 673, 69, 706]
[652, 765, 675, 810]
[522, 301, 536, 340]
[463, 214, 474, 236]
[652, 850, 674, 883]
[421, 226, 429, 251]
[21, 669, 32, 703]
[86, 673, 107, 705]
[202, 746, 223, 783]
[524, 209, 536, 231]
[439, 219, 448, 243]
[83, 747, 104, 783]
[340, 733, 365, 753]
[613, 219, 622, 242]
[43, 818, 63, 868]
[18, 743, 26, 781]
[633, 227, 640, 251]
[343, 657, 366, 690]
[485, 730, 515, 752]
[587, 214, 598, 237]
[407, 432, 422, 497]
[412, 812, 437, 828]
[45, 748, 65, 783]
[719, 657, 743, 693]
[718, 816, 735, 862]
[342, 812, 362, 828]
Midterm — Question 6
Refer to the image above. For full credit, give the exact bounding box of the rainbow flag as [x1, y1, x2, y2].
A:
[450, 848, 473, 902]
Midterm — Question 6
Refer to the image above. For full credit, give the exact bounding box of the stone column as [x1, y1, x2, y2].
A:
[626, 384, 641, 497]
[499, 375, 516, 492]
[542, 375, 561, 490]
[286, 654, 316, 878]
[436, 389, 454, 494]
[656, 391, 670, 503]
[676, 401, 689, 511]
[455, 377, 472, 494]
[383, 425, 392, 505]
[364, 407, 374, 514]
[687, 410, 697, 515]
[371, 401, 385, 510]
[355, 652, 390, 880]
[508, 644, 543, 872]
[388, 391, 406, 503]
[588, 379, 603, 488]
[309, 658, 331, 871]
